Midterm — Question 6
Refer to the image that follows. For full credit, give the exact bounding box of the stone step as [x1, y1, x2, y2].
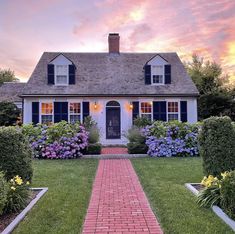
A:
[83, 154, 148, 159]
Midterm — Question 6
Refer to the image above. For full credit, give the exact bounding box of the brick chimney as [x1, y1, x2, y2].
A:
[108, 33, 120, 53]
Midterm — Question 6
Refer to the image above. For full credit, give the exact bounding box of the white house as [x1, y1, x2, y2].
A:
[21, 33, 199, 145]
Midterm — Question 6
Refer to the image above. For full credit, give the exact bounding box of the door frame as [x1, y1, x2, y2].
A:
[106, 104, 121, 140]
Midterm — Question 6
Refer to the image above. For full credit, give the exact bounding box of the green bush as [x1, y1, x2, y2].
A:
[134, 116, 151, 128]
[127, 142, 148, 154]
[126, 126, 148, 154]
[220, 171, 235, 220]
[83, 116, 96, 131]
[88, 126, 100, 144]
[4, 175, 30, 214]
[0, 127, 33, 181]
[0, 171, 8, 215]
[199, 116, 235, 177]
[86, 143, 102, 155]
[0, 101, 20, 126]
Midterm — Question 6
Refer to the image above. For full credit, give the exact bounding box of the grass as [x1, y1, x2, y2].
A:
[14, 159, 98, 234]
[132, 157, 234, 234]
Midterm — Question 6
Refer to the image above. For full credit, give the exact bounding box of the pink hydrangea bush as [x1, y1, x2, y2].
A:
[23, 121, 88, 159]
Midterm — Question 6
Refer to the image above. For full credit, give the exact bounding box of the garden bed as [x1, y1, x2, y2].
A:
[0, 188, 48, 234]
[185, 183, 235, 232]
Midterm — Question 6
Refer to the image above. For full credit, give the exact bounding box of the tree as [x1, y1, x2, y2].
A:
[0, 68, 19, 86]
[0, 102, 21, 126]
[185, 54, 235, 120]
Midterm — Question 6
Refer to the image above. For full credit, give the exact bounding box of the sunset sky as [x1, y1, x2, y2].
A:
[0, 0, 235, 83]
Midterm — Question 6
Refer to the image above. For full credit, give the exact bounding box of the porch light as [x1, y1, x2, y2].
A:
[129, 102, 133, 110]
[149, 101, 153, 106]
[94, 102, 98, 109]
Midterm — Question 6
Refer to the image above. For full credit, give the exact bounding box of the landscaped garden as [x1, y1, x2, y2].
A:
[0, 116, 234, 233]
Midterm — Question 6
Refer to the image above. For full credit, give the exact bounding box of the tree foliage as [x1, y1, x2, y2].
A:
[0, 102, 21, 126]
[0, 68, 18, 85]
[185, 54, 235, 120]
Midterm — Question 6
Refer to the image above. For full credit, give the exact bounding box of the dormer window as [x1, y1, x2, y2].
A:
[47, 54, 76, 85]
[144, 54, 171, 85]
[55, 65, 68, 85]
[152, 65, 164, 84]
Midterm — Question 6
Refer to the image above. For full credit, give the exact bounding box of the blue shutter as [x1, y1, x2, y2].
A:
[153, 101, 167, 121]
[54, 102, 68, 123]
[69, 64, 76, 85]
[47, 64, 54, 84]
[32, 102, 39, 124]
[82, 102, 90, 122]
[180, 101, 187, 122]
[165, 64, 171, 84]
[132, 101, 139, 124]
[145, 65, 151, 85]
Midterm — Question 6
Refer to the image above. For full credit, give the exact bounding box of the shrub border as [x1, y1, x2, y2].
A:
[2, 187, 48, 234]
[185, 183, 235, 231]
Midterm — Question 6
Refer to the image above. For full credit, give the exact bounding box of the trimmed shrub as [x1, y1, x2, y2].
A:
[88, 126, 100, 144]
[199, 116, 235, 177]
[4, 175, 30, 214]
[0, 172, 8, 215]
[134, 116, 152, 128]
[0, 101, 20, 126]
[220, 171, 235, 220]
[0, 127, 33, 181]
[126, 126, 148, 154]
[86, 143, 102, 155]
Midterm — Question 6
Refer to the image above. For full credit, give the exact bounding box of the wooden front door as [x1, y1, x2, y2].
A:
[106, 107, 121, 139]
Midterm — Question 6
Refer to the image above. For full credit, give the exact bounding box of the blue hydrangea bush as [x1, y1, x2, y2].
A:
[22, 121, 88, 159]
[143, 121, 200, 157]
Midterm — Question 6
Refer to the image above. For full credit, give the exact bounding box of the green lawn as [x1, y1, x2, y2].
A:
[14, 159, 98, 234]
[132, 157, 234, 234]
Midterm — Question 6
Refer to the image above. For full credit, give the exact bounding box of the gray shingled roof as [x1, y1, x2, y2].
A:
[22, 52, 199, 97]
[0, 82, 25, 102]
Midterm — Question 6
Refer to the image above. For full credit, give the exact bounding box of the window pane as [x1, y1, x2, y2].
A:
[70, 115, 81, 123]
[141, 102, 152, 113]
[70, 103, 80, 114]
[41, 103, 53, 114]
[153, 75, 163, 84]
[168, 102, 178, 112]
[56, 65, 67, 75]
[152, 65, 163, 75]
[141, 113, 152, 121]
[56, 75, 67, 85]
[168, 114, 178, 121]
[41, 115, 52, 124]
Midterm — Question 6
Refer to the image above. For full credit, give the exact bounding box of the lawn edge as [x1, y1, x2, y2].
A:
[185, 183, 235, 232]
[2, 187, 48, 234]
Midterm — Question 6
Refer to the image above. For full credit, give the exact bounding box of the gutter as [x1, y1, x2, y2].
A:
[20, 93, 200, 98]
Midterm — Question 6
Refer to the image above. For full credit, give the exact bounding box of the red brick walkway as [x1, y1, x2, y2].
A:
[101, 147, 128, 155]
[82, 159, 163, 234]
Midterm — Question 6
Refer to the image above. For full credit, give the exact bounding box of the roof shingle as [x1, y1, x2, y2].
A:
[22, 52, 199, 96]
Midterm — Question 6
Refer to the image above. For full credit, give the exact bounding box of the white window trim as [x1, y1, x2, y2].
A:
[55, 65, 69, 86]
[151, 65, 165, 85]
[139, 101, 153, 121]
[167, 101, 180, 122]
[68, 102, 82, 123]
[40, 101, 54, 124]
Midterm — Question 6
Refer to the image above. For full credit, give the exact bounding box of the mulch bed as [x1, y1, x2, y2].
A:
[0, 190, 39, 233]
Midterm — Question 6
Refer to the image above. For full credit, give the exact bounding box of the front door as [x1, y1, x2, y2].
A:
[106, 107, 121, 139]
